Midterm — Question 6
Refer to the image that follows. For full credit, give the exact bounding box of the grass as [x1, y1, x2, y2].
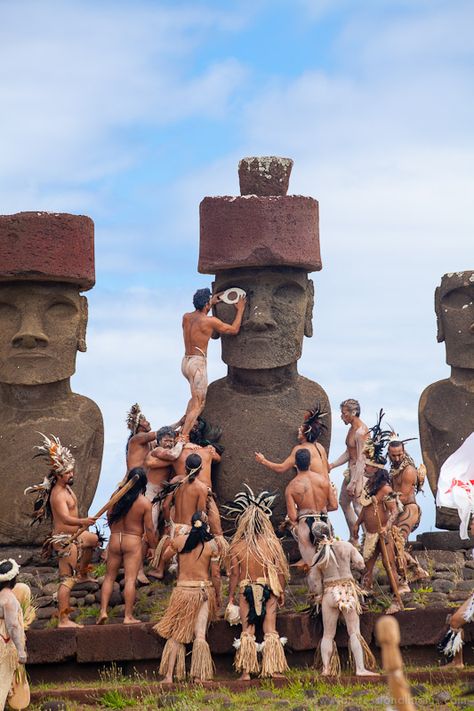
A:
[98, 689, 136, 709]
[92, 562, 107, 579]
[412, 585, 434, 607]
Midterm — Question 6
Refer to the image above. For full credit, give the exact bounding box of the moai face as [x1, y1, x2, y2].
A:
[213, 266, 313, 370]
[0, 281, 87, 385]
[435, 271, 474, 370]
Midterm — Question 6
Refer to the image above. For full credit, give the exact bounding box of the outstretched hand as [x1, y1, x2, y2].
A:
[255, 452, 265, 464]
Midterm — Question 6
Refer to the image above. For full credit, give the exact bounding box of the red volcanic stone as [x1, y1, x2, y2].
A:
[238, 156, 293, 197]
[0, 212, 95, 290]
[26, 628, 77, 664]
[199, 195, 321, 274]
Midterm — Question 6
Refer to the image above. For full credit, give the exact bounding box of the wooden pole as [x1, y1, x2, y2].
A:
[374, 502, 404, 609]
[376, 616, 416, 711]
[71, 473, 140, 541]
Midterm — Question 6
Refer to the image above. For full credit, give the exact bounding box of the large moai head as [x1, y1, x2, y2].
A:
[199, 157, 321, 372]
[0, 212, 94, 385]
[435, 271, 474, 369]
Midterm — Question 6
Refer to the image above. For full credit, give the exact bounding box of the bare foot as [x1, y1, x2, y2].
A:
[445, 659, 464, 669]
[239, 673, 251, 681]
[357, 670, 380, 677]
[147, 570, 164, 581]
[160, 678, 173, 685]
[398, 583, 411, 595]
[96, 612, 108, 625]
[413, 568, 429, 581]
[124, 616, 142, 625]
[77, 575, 96, 584]
[386, 603, 403, 615]
[58, 618, 83, 629]
[137, 570, 150, 585]
[321, 670, 336, 677]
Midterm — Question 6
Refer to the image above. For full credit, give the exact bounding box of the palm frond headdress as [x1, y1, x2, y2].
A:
[363, 409, 392, 469]
[302, 403, 328, 443]
[126, 403, 146, 435]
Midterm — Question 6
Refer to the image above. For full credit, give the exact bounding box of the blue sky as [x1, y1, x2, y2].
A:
[1, 0, 473, 535]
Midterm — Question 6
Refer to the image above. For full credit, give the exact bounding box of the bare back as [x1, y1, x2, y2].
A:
[183, 311, 214, 356]
[173, 444, 218, 488]
[173, 478, 209, 525]
[292, 442, 328, 477]
[316, 540, 365, 583]
[231, 538, 276, 581]
[109, 495, 151, 536]
[286, 471, 331, 515]
[174, 534, 216, 582]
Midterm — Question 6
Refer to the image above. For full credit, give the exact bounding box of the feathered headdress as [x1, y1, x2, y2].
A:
[126, 403, 145, 435]
[302, 403, 328, 443]
[363, 409, 392, 469]
[24, 433, 75, 525]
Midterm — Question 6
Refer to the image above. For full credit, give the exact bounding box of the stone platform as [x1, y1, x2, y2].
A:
[26, 608, 474, 684]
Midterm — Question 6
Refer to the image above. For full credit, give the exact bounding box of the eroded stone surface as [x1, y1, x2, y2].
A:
[238, 156, 293, 196]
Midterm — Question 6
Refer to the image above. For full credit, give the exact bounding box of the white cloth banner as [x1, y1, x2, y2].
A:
[436, 432, 474, 538]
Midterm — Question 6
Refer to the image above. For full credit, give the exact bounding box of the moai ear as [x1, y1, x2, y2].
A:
[304, 278, 314, 338]
[435, 286, 445, 343]
[77, 295, 88, 352]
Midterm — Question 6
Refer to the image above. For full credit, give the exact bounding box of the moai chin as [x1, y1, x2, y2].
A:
[0, 212, 104, 547]
[199, 157, 331, 518]
[419, 270, 474, 529]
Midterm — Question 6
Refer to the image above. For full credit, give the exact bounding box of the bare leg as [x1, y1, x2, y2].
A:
[239, 592, 256, 681]
[339, 480, 358, 544]
[362, 550, 378, 591]
[77, 531, 99, 581]
[137, 539, 150, 585]
[344, 608, 379, 676]
[295, 521, 317, 593]
[320, 594, 339, 676]
[122, 538, 143, 624]
[97, 539, 121, 625]
[161, 639, 180, 684]
[182, 392, 206, 438]
[57, 543, 82, 628]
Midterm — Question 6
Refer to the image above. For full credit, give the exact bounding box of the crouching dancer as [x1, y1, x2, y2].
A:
[97, 468, 157, 625]
[311, 522, 378, 678]
[227, 488, 290, 680]
[154, 511, 221, 683]
[25, 434, 98, 628]
[0, 559, 27, 711]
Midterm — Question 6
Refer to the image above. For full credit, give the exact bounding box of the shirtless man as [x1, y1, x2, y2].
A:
[181, 287, 246, 438]
[329, 399, 369, 544]
[388, 439, 428, 583]
[228, 489, 290, 680]
[285, 448, 338, 592]
[311, 522, 378, 677]
[256, 404, 329, 477]
[353, 466, 404, 610]
[126, 405, 185, 473]
[154, 511, 221, 683]
[163, 453, 209, 533]
[97, 468, 156, 625]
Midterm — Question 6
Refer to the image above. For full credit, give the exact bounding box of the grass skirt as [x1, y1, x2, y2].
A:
[153, 582, 217, 644]
[260, 632, 288, 678]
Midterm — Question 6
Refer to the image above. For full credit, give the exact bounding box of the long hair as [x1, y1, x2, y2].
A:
[108, 467, 147, 525]
[189, 416, 224, 455]
[181, 511, 213, 558]
[366, 469, 391, 497]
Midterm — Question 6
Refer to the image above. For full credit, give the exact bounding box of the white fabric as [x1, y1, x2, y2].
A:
[436, 432, 474, 539]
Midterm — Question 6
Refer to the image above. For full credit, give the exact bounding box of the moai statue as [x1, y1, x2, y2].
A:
[0, 212, 104, 547]
[199, 157, 331, 517]
[419, 271, 474, 529]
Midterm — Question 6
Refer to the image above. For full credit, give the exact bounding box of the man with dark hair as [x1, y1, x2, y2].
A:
[329, 398, 369, 544]
[285, 447, 338, 594]
[256, 404, 330, 477]
[154, 511, 221, 683]
[181, 287, 246, 438]
[0, 559, 27, 708]
[97, 468, 157, 625]
[25, 433, 98, 628]
[388, 437, 428, 584]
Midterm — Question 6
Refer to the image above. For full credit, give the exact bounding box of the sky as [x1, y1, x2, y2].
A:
[1, 0, 473, 536]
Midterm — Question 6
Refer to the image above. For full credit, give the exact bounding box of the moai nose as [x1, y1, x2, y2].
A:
[12, 321, 49, 348]
[246, 302, 277, 332]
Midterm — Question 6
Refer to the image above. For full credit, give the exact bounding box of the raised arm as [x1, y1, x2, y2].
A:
[255, 450, 295, 475]
[208, 297, 246, 336]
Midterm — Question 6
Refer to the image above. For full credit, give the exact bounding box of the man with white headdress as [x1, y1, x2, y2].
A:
[25, 434, 98, 628]
[0, 558, 27, 710]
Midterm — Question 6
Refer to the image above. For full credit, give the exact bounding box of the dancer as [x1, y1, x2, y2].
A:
[227, 488, 290, 680]
[25, 434, 98, 628]
[0, 559, 27, 711]
[154, 511, 221, 683]
[285, 448, 337, 593]
[329, 399, 369, 543]
[126, 404, 157, 471]
[388, 435, 428, 584]
[438, 519, 474, 667]
[181, 287, 246, 438]
[97, 468, 157, 625]
[311, 522, 378, 677]
[256, 404, 329, 477]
